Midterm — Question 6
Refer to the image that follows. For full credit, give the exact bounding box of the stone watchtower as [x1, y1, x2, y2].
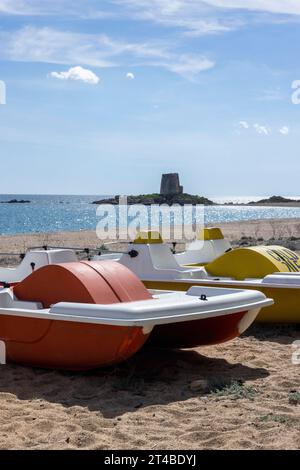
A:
[160, 173, 183, 196]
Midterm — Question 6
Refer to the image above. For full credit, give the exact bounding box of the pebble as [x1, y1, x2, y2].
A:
[190, 379, 210, 392]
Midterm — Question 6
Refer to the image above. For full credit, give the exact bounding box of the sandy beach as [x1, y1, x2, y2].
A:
[0, 326, 299, 450]
[0, 218, 299, 450]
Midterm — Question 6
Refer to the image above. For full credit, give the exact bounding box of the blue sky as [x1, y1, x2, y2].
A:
[0, 0, 300, 196]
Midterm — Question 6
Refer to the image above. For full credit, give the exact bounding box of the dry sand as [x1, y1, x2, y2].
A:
[0, 218, 299, 450]
[0, 327, 299, 450]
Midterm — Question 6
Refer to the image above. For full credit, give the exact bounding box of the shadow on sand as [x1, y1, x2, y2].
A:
[243, 323, 300, 345]
[0, 347, 269, 418]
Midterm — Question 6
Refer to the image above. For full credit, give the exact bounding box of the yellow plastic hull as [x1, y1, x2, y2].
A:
[144, 280, 300, 323]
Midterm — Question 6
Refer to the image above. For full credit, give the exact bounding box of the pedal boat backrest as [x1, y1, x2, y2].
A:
[175, 227, 231, 265]
[0, 249, 78, 284]
[118, 231, 207, 280]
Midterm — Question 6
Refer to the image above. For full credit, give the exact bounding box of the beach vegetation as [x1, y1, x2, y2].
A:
[258, 414, 296, 425]
[209, 380, 259, 401]
[288, 391, 300, 405]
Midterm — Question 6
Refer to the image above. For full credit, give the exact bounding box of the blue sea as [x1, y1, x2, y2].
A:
[0, 194, 300, 235]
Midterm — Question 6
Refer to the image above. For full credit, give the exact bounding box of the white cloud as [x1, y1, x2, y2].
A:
[126, 72, 135, 79]
[279, 126, 290, 135]
[116, 0, 241, 36]
[0, 0, 73, 16]
[3, 0, 300, 19]
[0, 1, 113, 17]
[0, 26, 215, 80]
[0, 0, 39, 15]
[157, 54, 215, 80]
[115, 0, 300, 38]
[2, 0, 300, 29]
[0, 27, 115, 67]
[238, 121, 289, 136]
[183, 19, 238, 37]
[0, 0, 237, 35]
[50, 66, 100, 84]
[239, 121, 250, 129]
[204, 1, 300, 16]
[254, 123, 270, 136]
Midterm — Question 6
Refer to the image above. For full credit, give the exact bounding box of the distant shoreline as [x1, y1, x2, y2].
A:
[1, 193, 300, 206]
[222, 202, 300, 208]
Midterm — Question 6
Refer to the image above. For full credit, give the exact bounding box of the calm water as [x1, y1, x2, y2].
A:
[0, 194, 300, 235]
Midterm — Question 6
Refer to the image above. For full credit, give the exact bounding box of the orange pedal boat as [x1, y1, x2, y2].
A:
[0, 254, 273, 370]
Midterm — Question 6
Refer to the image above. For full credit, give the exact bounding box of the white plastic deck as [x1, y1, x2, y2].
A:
[0, 286, 272, 328]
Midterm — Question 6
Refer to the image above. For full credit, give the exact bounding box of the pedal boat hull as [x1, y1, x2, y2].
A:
[0, 315, 148, 370]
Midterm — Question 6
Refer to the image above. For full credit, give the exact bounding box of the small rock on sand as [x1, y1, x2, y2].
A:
[190, 379, 210, 392]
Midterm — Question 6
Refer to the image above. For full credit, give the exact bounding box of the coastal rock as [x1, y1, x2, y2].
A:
[1, 199, 31, 204]
[92, 193, 214, 206]
[92, 173, 214, 205]
[250, 196, 300, 204]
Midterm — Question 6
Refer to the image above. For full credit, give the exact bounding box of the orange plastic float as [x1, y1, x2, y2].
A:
[2, 261, 151, 370]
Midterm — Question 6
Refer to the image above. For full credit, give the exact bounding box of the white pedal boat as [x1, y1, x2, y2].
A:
[0, 252, 272, 369]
